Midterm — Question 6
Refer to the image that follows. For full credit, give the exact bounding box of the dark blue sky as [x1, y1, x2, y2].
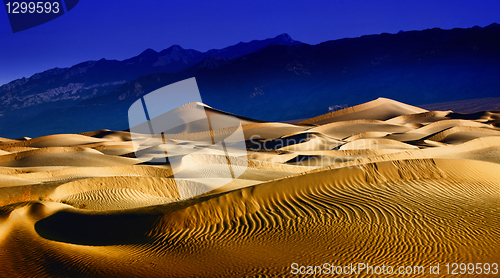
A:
[1, 0, 499, 85]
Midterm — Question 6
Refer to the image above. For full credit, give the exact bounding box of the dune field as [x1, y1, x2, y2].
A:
[0, 98, 499, 277]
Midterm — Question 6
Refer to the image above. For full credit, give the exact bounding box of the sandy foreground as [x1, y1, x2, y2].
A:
[0, 98, 499, 277]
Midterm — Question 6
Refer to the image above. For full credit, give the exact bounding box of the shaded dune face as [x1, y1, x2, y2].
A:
[1, 99, 500, 277]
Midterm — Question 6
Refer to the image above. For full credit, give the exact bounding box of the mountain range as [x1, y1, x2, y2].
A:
[0, 33, 298, 127]
[1, 25, 499, 138]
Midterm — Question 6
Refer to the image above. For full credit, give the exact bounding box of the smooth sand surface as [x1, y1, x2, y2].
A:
[1, 99, 499, 277]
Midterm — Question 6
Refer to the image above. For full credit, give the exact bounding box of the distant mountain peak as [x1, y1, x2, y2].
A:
[203, 33, 301, 59]
[139, 48, 158, 57]
[275, 33, 294, 43]
[166, 44, 184, 51]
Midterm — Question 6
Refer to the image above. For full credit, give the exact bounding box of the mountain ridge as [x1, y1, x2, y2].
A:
[0, 33, 300, 120]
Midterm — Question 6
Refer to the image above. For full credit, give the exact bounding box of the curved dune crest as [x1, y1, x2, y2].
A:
[49, 176, 182, 200]
[406, 119, 495, 135]
[344, 131, 391, 141]
[426, 126, 500, 144]
[0, 146, 98, 162]
[385, 110, 452, 124]
[0, 134, 107, 148]
[0, 174, 37, 187]
[79, 129, 133, 141]
[339, 138, 419, 150]
[299, 97, 428, 125]
[0, 137, 20, 144]
[55, 188, 177, 210]
[242, 122, 310, 140]
[0, 148, 141, 167]
[309, 119, 411, 139]
[13, 165, 173, 181]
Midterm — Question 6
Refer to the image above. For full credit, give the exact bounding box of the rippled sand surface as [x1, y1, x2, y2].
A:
[1, 98, 499, 277]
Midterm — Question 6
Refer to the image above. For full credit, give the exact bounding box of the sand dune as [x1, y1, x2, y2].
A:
[0, 134, 107, 148]
[1, 97, 500, 277]
[385, 110, 452, 125]
[299, 97, 428, 125]
[310, 119, 411, 140]
[0, 174, 37, 187]
[339, 138, 419, 150]
[0, 148, 140, 167]
[0, 137, 19, 144]
[426, 126, 500, 144]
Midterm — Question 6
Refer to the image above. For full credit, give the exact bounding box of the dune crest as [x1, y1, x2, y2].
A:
[299, 97, 428, 125]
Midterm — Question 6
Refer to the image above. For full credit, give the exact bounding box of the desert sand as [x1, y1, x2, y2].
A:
[1, 97, 499, 277]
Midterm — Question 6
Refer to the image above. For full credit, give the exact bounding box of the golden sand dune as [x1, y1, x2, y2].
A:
[0, 134, 107, 148]
[299, 97, 428, 125]
[385, 120, 497, 142]
[13, 165, 173, 180]
[0, 174, 37, 187]
[406, 119, 495, 135]
[344, 131, 391, 141]
[426, 126, 500, 144]
[0, 167, 21, 175]
[1, 98, 499, 277]
[0, 147, 140, 167]
[308, 136, 500, 172]
[339, 138, 419, 150]
[0, 146, 38, 154]
[310, 119, 411, 140]
[79, 129, 133, 141]
[385, 110, 452, 125]
[0, 137, 19, 144]
[242, 122, 310, 139]
[269, 132, 343, 151]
